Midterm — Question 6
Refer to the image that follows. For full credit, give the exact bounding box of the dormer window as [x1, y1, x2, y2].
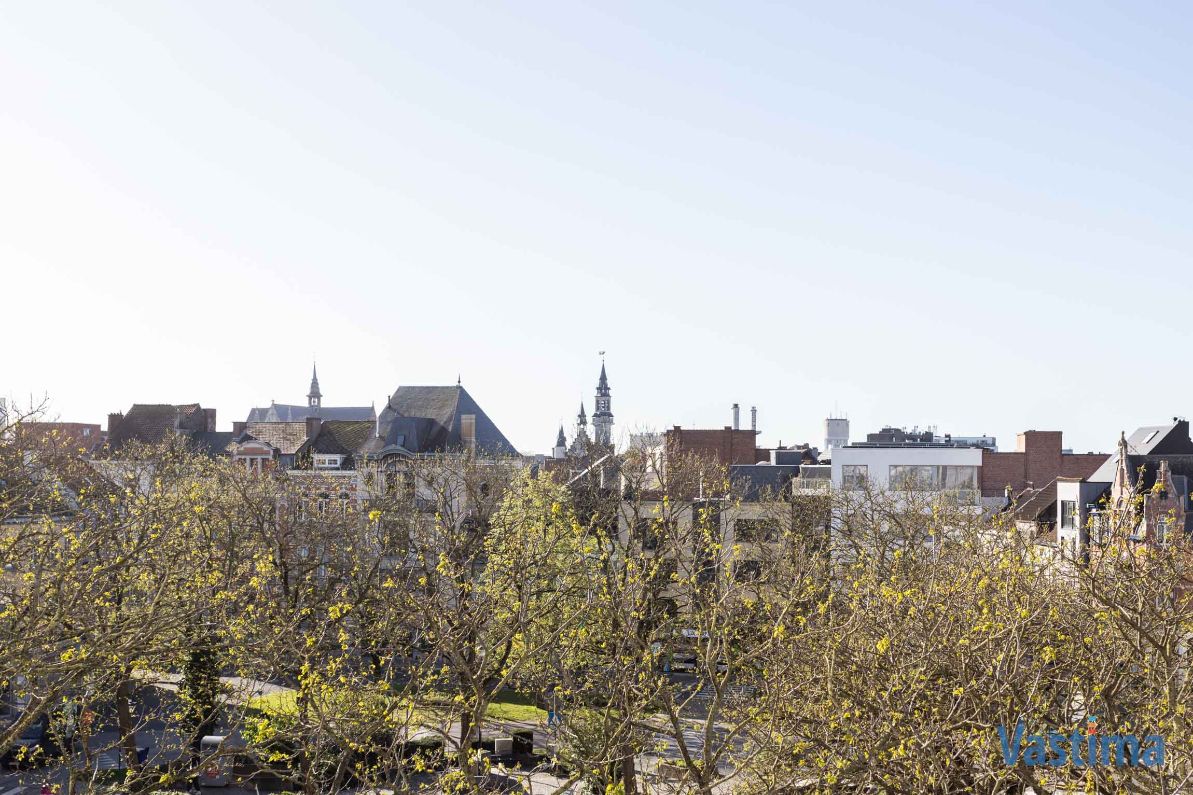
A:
[314, 454, 344, 470]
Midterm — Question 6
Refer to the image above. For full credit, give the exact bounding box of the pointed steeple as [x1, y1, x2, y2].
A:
[578, 401, 587, 425]
[307, 363, 322, 409]
[592, 355, 613, 447]
[556, 425, 567, 447]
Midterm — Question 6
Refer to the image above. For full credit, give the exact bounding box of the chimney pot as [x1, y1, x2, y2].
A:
[732, 403, 740, 430]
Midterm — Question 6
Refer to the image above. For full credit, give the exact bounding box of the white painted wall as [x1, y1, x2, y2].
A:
[831, 445, 984, 490]
[1056, 478, 1110, 555]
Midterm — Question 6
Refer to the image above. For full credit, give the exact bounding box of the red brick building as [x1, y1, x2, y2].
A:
[665, 426, 768, 467]
[13, 422, 105, 457]
[980, 430, 1105, 499]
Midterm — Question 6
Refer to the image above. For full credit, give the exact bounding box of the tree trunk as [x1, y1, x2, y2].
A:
[115, 672, 140, 777]
[458, 711, 474, 777]
[620, 751, 638, 795]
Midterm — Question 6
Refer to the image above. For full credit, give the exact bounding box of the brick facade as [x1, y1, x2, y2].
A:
[981, 430, 1105, 497]
[665, 426, 767, 466]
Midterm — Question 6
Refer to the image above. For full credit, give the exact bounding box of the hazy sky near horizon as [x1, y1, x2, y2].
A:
[4, 1, 1193, 455]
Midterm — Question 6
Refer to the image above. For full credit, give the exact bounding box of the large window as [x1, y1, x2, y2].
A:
[887, 460, 978, 498]
[842, 465, 868, 490]
[634, 518, 664, 550]
[889, 465, 978, 494]
[735, 518, 778, 543]
[1060, 500, 1076, 530]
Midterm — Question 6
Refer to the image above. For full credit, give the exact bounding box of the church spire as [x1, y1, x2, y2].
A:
[553, 425, 568, 459]
[307, 363, 322, 409]
[592, 355, 613, 447]
[569, 402, 590, 457]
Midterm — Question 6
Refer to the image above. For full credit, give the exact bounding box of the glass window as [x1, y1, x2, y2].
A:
[943, 466, 977, 491]
[889, 465, 939, 491]
[735, 518, 778, 542]
[888, 465, 978, 493]
[734, 560, 763, 582]
[1156, 517, 1170, 546]
[1060, 500, 1076, 530]
[842, 465, 868, 490]
[634, 518, 662, 550]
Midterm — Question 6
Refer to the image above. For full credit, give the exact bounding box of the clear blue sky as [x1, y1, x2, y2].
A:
[4, 1, 1191, 455]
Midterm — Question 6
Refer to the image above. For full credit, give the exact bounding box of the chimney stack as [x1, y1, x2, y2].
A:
[305, 415, 322, 441]
[108, 412, 124, 437]
[203, 408, 217, 433]
[232, 421, 247, 437]
[751, 406, 757, 433]
[732, 403, 740, 430]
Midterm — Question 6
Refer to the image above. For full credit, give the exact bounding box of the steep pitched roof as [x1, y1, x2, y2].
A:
[378, 385, 518, 456]
[1012, 479, 1058, 524]
[311, 420, 376, 456]
[108, 404, 206, 452]
[193, 431, 236, 457]
[1088, 421, 1193, 482]
[243, 422, 310, 455]
[245, 404, 376, 423]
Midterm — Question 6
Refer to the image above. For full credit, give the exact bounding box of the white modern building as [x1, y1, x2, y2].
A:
[830, 444, 984, 506]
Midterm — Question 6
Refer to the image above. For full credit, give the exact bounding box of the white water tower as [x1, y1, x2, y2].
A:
[825, 415, 849, 454]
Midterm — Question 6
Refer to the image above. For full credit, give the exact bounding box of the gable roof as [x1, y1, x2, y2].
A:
[378, 385, 517, 456]
[243, 421, 309, 455]
[108, 404, 207, 452]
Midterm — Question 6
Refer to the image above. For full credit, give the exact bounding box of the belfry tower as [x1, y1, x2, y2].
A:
[592, 357, 613, 447]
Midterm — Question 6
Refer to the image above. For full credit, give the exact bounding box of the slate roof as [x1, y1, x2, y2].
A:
[310, 421, 376, 457]
[243, 422, 310, 455]
[377, 385, 518, 456]
[193, 431, 236, 457]
[245, 404, 376, 423]
[1118, 455, 1193, 493]
[729, 464, 800, 500]
[1087, 421, 1193, 482]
